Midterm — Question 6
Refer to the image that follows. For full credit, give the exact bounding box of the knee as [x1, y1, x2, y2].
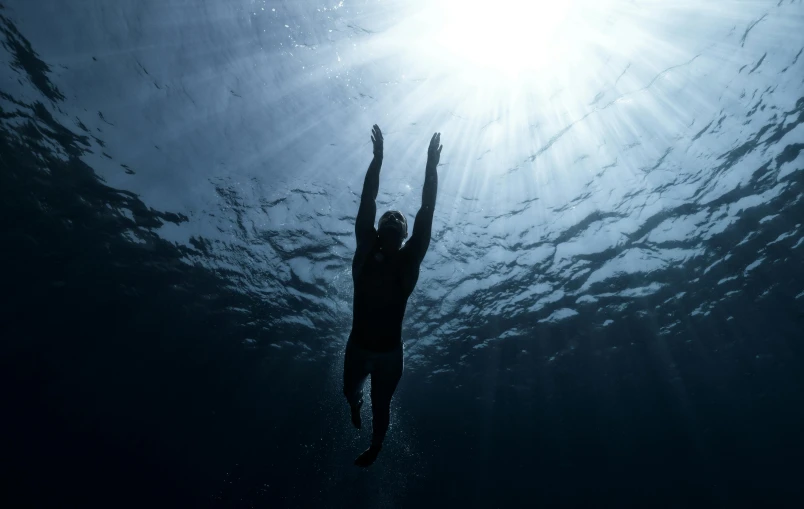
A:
[344, 384, 363, 402]
[371, 400, 391, 415]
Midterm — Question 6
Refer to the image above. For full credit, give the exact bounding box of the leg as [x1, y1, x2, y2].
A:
[354, 346, 403, 467]
[343, 343, 370, 429]
[370, 346, 403, 447]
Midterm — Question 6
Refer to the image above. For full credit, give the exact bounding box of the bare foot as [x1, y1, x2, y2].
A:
[354, 445, 381, 468]
[350, 399, 363, 429]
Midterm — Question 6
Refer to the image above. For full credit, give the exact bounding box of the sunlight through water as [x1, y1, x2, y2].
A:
[435, 0, 577, 76]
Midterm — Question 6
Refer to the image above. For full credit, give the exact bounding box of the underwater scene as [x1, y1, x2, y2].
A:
[1, 0, 803, 507]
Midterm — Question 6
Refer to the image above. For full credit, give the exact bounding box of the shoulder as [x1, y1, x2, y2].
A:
[397, 244, 421, 293]
[356, 225, 377, 244]
[353, 233, 378, 277]
[398, 242, 423, 272]
[356, 229, 378, 252]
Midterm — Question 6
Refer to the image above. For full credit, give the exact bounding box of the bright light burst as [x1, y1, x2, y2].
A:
[381, 0, 621, 91]
[341, 0, 732, 208]
[435, 0, 575, 76]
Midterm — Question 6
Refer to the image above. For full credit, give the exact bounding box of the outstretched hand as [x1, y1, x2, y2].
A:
[427, 132, 442, 167]
[371, 124, 383, 156]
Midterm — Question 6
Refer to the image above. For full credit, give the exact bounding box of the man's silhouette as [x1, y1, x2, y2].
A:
[344, 124, 441, 467]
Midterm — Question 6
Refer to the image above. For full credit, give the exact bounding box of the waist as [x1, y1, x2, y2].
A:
[348, 329, 402, 353]
[345, 340, 404, 358]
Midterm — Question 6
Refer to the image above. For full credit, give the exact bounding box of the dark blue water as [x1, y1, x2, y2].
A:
[1, 1, 803, 507]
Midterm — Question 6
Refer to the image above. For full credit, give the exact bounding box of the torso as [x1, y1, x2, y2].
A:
[350, 236, 419, 352]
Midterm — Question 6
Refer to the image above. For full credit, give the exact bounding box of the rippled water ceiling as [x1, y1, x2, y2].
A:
[5, 0, 802, 366]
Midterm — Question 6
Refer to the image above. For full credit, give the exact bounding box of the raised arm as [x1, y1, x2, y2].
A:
[407, 132, 441, 264]
[355, 125, 383, 245]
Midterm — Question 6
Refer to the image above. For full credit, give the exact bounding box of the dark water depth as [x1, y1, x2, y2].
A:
[2, 1, 804, 508]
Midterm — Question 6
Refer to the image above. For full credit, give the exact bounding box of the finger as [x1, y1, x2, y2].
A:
[438, 144, 443, 154]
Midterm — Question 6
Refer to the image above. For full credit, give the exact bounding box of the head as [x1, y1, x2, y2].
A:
[377, 210, 407, 248]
